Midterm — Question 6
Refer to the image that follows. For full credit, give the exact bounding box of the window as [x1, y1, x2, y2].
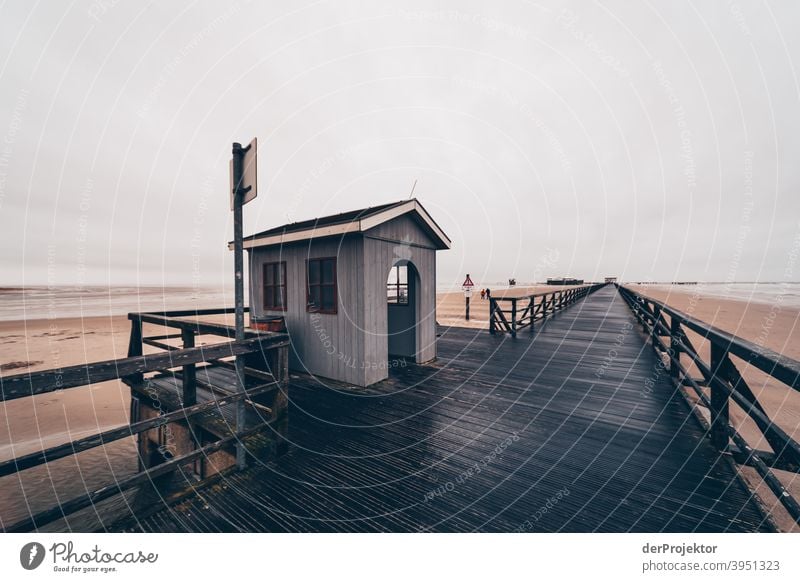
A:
[387, 264, 409, 305]
[263, 261, 287, 311]
[307, 257, 337, 313]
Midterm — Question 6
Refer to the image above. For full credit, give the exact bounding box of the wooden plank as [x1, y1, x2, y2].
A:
[144, 333, 183, 341]
[127, 318, 143, 384]
[182, 329, 197, 406]
[0, 335, 289, 402]
[709, 344, 731, 451]
[131, 306, 249, 318]
[133, 312, 262, 340]
[142, 338, 180, 351]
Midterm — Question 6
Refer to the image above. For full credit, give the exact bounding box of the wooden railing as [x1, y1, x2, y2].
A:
[617, 285, 800, 525]
[489, 284, 606, 337]
[0, 308, 289, 532]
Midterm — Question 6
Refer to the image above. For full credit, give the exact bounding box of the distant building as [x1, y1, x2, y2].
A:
[604, 277, 618, 283]
[547, 277, 584, 285]
[237, 199, 451, 387]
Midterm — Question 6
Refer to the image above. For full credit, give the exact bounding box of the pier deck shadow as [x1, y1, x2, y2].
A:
[117, 286, 771, 532]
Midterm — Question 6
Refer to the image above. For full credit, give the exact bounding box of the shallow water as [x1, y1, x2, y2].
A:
[0, 285, 232, 322]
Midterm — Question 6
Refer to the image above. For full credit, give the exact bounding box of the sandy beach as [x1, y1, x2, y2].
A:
[1, 284, 799, 530]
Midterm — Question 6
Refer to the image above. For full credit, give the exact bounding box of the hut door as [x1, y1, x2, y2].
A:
[387, 262, 417, 360]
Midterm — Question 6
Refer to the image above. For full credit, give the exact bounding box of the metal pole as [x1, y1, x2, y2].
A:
[232, 141, 247, 470]
[465, 295, 470, 321]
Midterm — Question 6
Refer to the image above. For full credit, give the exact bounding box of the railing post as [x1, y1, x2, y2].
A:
[651, 304, 661, 350]
[669, 316, 682, 384]
[181, 328, 197, 406]
[709, 343, 731, 451]
[529, 297, 535, 333]
[127, 317, 143, 385]
[511, 299, 517, 338]
[489, 298, 496, 335]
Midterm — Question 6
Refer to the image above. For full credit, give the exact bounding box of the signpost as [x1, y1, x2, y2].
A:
[462, 274, 475, 321]
[230, 138, 257, 470]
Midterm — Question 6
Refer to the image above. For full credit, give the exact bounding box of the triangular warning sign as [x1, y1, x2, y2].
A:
[462, 275, 474, 287]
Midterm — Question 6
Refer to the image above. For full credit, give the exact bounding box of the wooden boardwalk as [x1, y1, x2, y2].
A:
[115, 286, 772, 532]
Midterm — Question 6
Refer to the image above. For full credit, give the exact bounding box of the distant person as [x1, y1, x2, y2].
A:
[485, 288, 491, 301]
[480, 289, 486, 300]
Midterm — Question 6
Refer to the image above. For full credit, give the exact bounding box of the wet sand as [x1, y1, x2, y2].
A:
[0, 316, 136, 530]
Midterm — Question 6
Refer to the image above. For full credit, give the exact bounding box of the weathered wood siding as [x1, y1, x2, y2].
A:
[248, 236, 367, 386]
[363, 218, 437, 386]
[247, 213, 440, 387]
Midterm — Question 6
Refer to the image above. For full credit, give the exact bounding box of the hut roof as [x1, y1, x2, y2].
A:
[233, 198, 451, 250]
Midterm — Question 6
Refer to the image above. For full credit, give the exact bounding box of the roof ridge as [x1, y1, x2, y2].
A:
[231, 196, 449, 250]
[244, 198, 411, 240]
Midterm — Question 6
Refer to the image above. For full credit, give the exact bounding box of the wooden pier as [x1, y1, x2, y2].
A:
[4, 285, 799, 532]
[109, 286, 779, 532]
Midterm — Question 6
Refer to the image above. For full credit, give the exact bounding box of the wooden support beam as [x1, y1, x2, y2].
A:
[143, 333, 183, 341]
[182, 329, 197, 406]
[669, 316, 682, 383]
[511, 299, 517, 338]
[127, 318, 143, 385]
[130, 312, 262, 340]
[142, 338, 180, 351]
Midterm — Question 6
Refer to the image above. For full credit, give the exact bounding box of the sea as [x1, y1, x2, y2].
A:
[0, 285, 233, 322]
[4, 282, 798, 321]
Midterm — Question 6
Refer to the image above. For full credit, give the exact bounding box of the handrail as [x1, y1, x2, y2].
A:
[489, 283, 606, 337]
[617, 284, 800, 525]
[616, 289, 800, 390]
[0, 334, 288, 402]
[0, 308, 290, 532]
[489, 283, 595, 302]
[4, 421, 268, 533]
[0, 379, 279, 479]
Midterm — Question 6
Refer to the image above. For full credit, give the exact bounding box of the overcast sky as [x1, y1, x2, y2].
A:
[1, 0, 799, 287]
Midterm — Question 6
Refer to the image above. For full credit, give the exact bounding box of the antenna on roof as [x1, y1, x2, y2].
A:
[408, 179, 417, 199]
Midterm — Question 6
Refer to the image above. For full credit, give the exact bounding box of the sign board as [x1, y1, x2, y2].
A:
[230, 137, 258, 210]
[462, 274, 474, 298]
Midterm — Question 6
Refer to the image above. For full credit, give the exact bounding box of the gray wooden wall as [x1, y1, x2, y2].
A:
[248, 237, 367, 386]
[247, 213, 439, 387]
[362, 215, 438, 385]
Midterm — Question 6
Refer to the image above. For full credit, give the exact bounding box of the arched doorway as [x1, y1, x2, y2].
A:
[386, 260, 420, 360]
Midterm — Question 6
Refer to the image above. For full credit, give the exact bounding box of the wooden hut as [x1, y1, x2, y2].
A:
[238, 199, 451, 387]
